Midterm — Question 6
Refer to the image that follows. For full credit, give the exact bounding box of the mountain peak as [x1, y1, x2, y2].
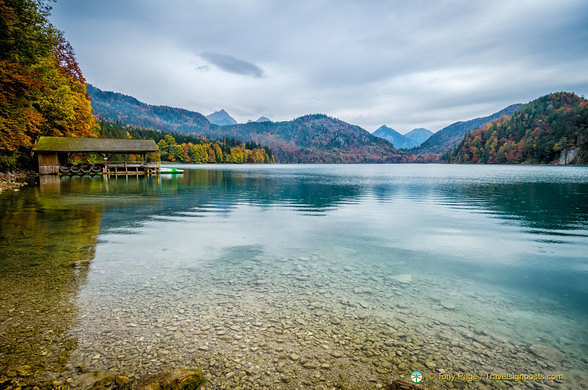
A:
[248, 116, 272, 124]
[375, 125, 398, 133]
[404, 128, 433, 144]
[373, 126, 423, 149]
[206, 109, 237, 126]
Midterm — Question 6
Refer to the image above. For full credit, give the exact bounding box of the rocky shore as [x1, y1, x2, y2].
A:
[0, 179, 27, 192]
[0, 171, 34, 192]
[0, 368, 206, 390]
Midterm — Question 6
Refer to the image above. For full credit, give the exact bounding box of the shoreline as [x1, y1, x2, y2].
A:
[0, 172, 34, 192]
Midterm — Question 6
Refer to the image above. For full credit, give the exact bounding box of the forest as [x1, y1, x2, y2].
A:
[444, 92, 587, 164]
[0, 0, 96, 170]
[98, 121, 274, 164]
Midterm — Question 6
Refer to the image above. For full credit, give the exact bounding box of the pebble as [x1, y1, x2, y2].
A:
[173, 331, 184, 340]
[440, 301, 456, 310]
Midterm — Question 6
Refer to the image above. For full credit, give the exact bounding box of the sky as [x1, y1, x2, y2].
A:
[50, 0, 588, 134]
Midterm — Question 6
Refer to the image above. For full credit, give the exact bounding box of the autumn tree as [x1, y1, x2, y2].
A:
[446, 93, 587, 164]
[0, 0, 97, 170]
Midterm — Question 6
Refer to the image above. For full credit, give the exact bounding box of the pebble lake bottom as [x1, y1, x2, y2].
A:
[0, 164, 586, 389]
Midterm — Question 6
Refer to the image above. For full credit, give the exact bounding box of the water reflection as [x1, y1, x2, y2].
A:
[88, 167, 588, 234]
[0, 186, 102, 381]
[455, 182, 588, 231]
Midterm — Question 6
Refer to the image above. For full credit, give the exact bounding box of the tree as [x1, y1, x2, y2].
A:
[447, 93, 588, 165]
[0, 0, 97, 169]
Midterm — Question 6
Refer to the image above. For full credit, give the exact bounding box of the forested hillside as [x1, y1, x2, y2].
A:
[444, 92, 587, 164]
[98, 121, 273, 164]
[201, 114, 406, 163]
[0, 0, 97, 170]
[87, 84, 213, 134]
[413, 104, 522, 155]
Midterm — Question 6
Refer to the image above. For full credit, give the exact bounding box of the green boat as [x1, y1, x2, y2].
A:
[160, 167, 184, 174]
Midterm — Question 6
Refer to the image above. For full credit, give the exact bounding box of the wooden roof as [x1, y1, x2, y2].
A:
[33, 137, 159, 153]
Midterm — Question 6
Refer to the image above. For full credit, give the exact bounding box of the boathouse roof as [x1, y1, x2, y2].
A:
[33, 137, 159, 153]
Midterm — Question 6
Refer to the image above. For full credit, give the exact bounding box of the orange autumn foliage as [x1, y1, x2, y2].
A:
[0, 0, 97, 169]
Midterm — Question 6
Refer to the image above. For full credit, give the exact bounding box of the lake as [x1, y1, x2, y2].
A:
[0, 164, 587, 389]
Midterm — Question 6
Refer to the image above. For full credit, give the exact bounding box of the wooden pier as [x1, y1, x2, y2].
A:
[33, 137, 160, 175]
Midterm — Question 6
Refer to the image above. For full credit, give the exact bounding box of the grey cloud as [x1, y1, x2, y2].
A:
[50, 0, 588, 132]
[200, 52, 263, 78]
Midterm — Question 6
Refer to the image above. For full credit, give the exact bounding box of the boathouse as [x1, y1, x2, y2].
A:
[33, 137, 160, 175]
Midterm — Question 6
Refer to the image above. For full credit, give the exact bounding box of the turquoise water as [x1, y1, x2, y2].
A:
[0, 164, 587, 389]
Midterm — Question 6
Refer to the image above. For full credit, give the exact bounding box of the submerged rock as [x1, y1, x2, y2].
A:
[389, 274, 412, 284]
[127, 369, 205, 390]
[73, 370, 118, 389]
[439, 301, 456, 310]
[529, 344, 565, 362]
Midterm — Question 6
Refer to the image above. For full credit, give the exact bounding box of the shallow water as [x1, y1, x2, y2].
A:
[1, 164, 587, 389]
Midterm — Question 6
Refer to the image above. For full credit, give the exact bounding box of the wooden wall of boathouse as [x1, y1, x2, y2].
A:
[38, 152, 61, 174]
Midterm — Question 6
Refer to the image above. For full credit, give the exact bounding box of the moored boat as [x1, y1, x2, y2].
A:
[90, 164, 103, 173]
[160, 167, 184, 174]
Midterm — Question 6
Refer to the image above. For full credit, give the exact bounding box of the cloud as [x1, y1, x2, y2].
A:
[50, 0, 588, 132]
[200, 52, 264, 78]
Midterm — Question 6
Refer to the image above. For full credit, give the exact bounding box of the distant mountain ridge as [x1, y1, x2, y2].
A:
[199, 114, 406, 163]
[405, 128, 433, 144]
[87, 84, 213, 133]
[248, 116, 271, 123]
[373, 126, 413, 149]
[414, 104, 523, 154]
[206, 109, 237, 126]
[373, 126, 432, 149]
[88, 85, 405, 163]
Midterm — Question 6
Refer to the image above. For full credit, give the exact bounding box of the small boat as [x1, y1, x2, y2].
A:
[70, 165, 81, 174]
[160, 167, 184, 174]
[59, 165, 71, 173]
[90, 164, 103, 173]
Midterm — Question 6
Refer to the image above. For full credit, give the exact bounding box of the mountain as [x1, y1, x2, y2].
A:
[198, 114, 406, 163]
[405, 128, 433, 144]
[372, 126, 431, 149]
[87, 84, 214, 133]
[248, 116, 271, 123]
[89, 85, 405, 163]
[413, 104, 523, 154]
[373, 126, 417, 149]
[445, 92, 587, 164]
[206, 109, 237, 126]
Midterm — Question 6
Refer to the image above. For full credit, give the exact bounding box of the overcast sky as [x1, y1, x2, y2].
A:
[51, 0, 588, 133]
